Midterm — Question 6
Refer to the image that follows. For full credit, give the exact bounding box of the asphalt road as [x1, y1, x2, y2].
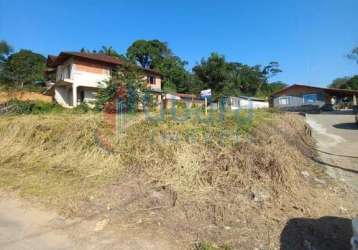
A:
[306, 111, 358, 191]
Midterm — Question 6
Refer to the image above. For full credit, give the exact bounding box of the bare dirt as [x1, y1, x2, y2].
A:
[0, 193, 180, 250]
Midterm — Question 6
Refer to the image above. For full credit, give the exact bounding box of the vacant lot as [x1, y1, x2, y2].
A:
[0, 110, 357, 249]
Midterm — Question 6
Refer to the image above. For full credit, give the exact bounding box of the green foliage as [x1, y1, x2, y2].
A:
[95, 80, 118, 111]
[257, 81, 287, 97]
[194, 241, 231, 250]
[329, 75, 358, 90]
[5, 99, 64, 114]
[95, 62, 146, 111]
[329, 77, 350, 89]
[0, 40, 13, 64]
[193, 53, 282, 98]
[126, 39, 171, 69]
[80, 46, 127, 61]
[127, 39, 191, 93]
[72, 102, 91, 113]
[1, 50, 46, 89]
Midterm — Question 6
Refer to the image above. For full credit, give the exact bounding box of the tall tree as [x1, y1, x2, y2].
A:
[127, 40, 190, 93]
[0, 40, 13, 64]
[192, 53, 231, 97]
[126, 40, 171, 69]
[192, 53, 281, 97]
[2, 50, 46, 89]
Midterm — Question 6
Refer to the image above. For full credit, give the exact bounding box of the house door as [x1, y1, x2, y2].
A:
[79, 90, 85, 103]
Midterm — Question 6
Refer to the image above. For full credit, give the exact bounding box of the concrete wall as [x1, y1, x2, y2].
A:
[228, 97, 269, 110]
[54, 86, 72, 107]
[72, 59, 111, 88]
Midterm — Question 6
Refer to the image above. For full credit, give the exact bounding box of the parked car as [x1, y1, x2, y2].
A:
[354, 106, 358, 124]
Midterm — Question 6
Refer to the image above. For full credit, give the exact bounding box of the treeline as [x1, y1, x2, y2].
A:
[0, 39, 287, 97]
[0, 41, 46, 91]
[83, 40, 287, 98]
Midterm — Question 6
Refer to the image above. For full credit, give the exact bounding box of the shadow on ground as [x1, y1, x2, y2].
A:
[280, 216, 352, 250]
[333, 122, 358, 130]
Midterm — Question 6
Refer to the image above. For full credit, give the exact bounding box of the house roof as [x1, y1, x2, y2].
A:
[47, 52, 162, 76]
[270, 84, 358, 97]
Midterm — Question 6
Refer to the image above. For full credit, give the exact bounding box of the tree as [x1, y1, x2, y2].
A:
[192, 53, 231, 97]
[98, 46, 126, 60]
[95, 61, 146, 111]
[80, 46, 126, 60]
[257, 81, 287, 97]
[0, 40, 13, 64]
[347, 47, 358, 64]
[329, 76, 358, 90]
[192, 53, 281, 98]
[126, 40, 171, 69]
[127, 40, 190, 93]
[329, 77, 350, 89]
[2, 50, 46, 89]
[262, 61, 282, 79]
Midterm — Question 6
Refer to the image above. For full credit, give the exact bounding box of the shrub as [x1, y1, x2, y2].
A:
[72, 102, 91, 113]
[4, 99, 63, 114]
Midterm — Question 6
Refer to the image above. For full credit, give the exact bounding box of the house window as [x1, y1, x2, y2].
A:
[147, 76, 155, 84]
[303, 94, 317, 104]
[279, 96, 290, 105]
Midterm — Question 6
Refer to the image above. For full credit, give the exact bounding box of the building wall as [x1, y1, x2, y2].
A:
[146, 74, 162, 91]
[54, 57, 162, 107]
[72, 59, 111, 88]
[54, 86, 72, 107]
[272, 86, 328, 109]
[228, 97, 269, 109]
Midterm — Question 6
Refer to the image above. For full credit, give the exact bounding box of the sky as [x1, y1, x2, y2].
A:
[0, 0, 357, 87]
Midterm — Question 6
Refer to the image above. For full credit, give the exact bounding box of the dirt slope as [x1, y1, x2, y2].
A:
[0, 111, 357, 249]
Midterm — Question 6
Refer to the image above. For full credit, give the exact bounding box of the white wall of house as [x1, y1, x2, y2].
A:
[54, 86, 72, 107]
[71, 65, 110, 88]
[228, 97, 269, 110]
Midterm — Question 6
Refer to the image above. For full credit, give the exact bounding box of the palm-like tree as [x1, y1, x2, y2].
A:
[0, 40, 13, 63]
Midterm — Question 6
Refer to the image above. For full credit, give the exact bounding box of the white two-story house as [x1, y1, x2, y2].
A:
[46, 52, 162, 108]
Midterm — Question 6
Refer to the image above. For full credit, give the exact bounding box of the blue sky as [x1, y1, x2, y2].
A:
[0, 0, 357, 87]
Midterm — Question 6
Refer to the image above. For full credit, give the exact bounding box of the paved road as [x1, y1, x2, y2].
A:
[306, 111, 358, 191]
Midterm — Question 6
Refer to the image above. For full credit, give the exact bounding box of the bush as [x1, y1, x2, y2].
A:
[72, 102, 91, 113]
[4, 99, 63, 114]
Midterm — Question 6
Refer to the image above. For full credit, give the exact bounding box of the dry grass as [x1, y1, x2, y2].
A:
[0, 110, 357, 248]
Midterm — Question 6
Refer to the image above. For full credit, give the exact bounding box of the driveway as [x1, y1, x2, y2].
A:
[306, 111, 358, 191]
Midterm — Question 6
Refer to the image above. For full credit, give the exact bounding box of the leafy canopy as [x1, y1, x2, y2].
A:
[192, 52, 284, 98]
[127, 40, 190, 93]
[1, 49, 46, 89]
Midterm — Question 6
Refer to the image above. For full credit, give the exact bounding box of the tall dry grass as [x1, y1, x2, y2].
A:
[0, 110, 314, 213]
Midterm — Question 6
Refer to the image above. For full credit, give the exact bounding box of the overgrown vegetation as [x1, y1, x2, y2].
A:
[0, 110, 356, 248]
[0, 99, 92, 115]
